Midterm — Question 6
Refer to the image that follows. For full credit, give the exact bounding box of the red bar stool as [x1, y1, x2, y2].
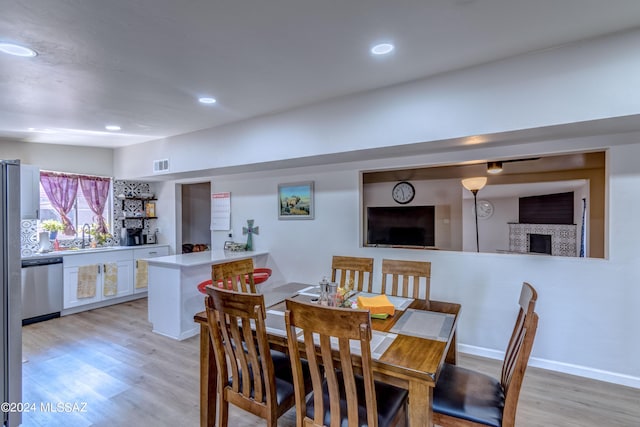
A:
[197, 268, 272, 295]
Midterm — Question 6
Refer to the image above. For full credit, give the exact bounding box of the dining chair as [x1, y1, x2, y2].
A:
[205, 286, 309, 427]
[432, 282, 539, 427]
[380, 258, 431, 302]
[212, 258, 257, 293]
[331, 255, 374, 293]
[285, 298, 408, 427]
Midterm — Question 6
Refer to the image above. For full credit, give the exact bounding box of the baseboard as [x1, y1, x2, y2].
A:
[459, 344, 640, 389]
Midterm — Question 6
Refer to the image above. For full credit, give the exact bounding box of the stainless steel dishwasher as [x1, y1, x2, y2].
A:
[21, 256, 63, 325]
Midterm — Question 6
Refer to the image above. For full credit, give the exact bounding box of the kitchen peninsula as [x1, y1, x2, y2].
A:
[146, 250, 269, 340]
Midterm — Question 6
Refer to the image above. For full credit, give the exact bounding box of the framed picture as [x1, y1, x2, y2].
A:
[278, 181, 314, 220]
[145, 202, 156, 218]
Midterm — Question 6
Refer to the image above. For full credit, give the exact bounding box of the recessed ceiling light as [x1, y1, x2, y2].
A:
[370, 43, 394, 55]
[0, 42, 37, 57]
[198, 97, 217, 104]
[105, 125, 121, 131]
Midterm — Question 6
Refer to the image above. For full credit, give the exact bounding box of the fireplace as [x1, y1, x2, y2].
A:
[508, 223, 577, 257]
[529, 233, 552, 255]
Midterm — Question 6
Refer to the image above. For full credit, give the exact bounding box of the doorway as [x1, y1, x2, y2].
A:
[181, 182, 211, 253]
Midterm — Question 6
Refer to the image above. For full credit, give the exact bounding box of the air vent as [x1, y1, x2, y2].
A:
[153, 159, 169, 173]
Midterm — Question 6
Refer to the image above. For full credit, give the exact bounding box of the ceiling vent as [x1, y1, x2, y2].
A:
[153, 159, 169, 173]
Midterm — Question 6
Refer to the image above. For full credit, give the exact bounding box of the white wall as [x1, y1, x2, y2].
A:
[461, 195, 517, 253]
[202, 136, 640, 388]
[0, 140, 114, 176]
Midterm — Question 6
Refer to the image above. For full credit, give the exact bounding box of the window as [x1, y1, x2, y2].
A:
[38, 172, 113, 240]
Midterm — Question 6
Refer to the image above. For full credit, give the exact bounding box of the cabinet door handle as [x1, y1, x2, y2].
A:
[97, 265, 101, 274]
[149, 251, 157, 255]
[136, 260, 138, 268]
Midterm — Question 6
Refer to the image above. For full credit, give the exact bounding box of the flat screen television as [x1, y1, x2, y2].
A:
[366, 206, 435, 247]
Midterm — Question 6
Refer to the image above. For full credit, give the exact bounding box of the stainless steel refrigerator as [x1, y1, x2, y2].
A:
[1, 160, 22, 427]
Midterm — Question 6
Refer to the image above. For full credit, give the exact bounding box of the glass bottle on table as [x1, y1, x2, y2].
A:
[327, 282, 338, 307]
[319, 276, 329, 306]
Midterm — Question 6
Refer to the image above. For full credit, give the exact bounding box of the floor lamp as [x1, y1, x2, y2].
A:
[461, 177, 487, 252]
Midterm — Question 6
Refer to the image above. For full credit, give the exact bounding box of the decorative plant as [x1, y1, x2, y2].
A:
[40, 219, 64, 232]
[89, 223, 112, 245]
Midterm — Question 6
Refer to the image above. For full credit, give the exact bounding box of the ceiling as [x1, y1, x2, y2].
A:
[2, 1, 640, 148]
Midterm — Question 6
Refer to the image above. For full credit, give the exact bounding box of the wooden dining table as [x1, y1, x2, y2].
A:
[193, 282, 461, 427]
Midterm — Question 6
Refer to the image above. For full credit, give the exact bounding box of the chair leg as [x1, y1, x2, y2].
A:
[217, 397, 229, 427]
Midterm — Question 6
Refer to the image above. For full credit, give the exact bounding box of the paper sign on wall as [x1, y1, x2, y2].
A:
[211, 192, 231, 230]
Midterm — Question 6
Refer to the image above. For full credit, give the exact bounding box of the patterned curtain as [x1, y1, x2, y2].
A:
[79, 176, 111, 234]
[40, 171, 78, 235]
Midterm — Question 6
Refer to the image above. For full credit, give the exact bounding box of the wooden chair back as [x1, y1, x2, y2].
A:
[500, 282, 539, 426]
[285, 298, 378, 427]
[205, 286, 287, 426]
[433, 282, 538, 427]
[380, 259, 431, 302]
[212, 258, 257, 293]
[331, 255, 374, 293]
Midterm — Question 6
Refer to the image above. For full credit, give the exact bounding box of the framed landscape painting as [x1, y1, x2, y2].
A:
[278, 181, 314, 220]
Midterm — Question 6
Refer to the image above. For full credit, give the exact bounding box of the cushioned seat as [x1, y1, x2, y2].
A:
[225, 351, 312, 406]
[432, 282, 539, 427]
[306, 372, 409, 427]
[433, 363, 504, 427]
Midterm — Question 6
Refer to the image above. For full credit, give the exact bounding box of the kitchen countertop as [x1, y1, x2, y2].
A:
[145, 249, 268, 268]
[21, 244, 168, 260]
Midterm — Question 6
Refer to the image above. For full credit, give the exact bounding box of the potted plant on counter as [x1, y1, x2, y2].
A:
[90, 223, 113, 247]
[41, 219, 64, 240]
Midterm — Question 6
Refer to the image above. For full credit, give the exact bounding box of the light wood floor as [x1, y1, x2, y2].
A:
[22, 299, 639, 426]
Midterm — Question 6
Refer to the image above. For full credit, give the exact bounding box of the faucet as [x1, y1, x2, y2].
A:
[81, 223, 91, 248]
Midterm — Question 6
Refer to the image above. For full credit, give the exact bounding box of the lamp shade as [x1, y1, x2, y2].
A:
[461, 177, 487, 192]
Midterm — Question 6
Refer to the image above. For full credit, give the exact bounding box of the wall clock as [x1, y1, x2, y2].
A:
[392, 181, 415, 204]
[474, 199, 494, 219]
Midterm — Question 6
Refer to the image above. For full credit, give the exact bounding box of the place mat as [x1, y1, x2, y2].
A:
[353, 292, 414, 310]
[262, 282, 312, 307]
[390, 309, 455, 342]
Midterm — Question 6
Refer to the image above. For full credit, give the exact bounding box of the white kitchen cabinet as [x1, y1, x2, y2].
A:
[20, 164, 40, 219]
[103, 259, 134, 300]
[63, 250, 134, 309]
[63, 265, 101, 308]
[133, 245, 169, 294]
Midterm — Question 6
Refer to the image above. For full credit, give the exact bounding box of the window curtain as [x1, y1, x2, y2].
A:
[79, 176, 111, 234]
[40, 171, 78, 235]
